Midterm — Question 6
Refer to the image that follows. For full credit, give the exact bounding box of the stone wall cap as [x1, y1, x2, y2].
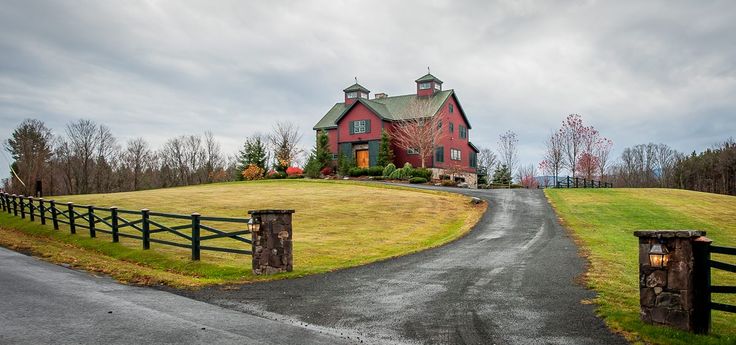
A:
[248, 209, 295, 214]
[633, 230, 706, 238]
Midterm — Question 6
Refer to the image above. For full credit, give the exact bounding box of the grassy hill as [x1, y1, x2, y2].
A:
[0, 180, 485, 287]
[546, 188, 736, 345]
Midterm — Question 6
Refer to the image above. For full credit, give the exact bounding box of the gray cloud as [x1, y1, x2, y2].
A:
[1, 0, 735, 173]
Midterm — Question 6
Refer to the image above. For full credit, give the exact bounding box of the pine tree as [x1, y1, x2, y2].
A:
[237, 136, 268, 180]
[314, 130, 332, 169]
[492, 164, 512, 185]
[377, 129, 394, 167]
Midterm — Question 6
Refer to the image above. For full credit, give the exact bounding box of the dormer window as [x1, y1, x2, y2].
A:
[419, 82, 431, 90]
[434, 83, 441, 90]
[359, 92, 368, 99]
[347, 92, 358, 99]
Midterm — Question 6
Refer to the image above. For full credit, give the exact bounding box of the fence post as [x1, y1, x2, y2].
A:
[191, 213, 200, 261]
[39, 198, 46, 225]
[110, 207, 119, 243]
[28, 197, 35, 222]
[633, 230, 707, 332]
[50, 200, 59, 230]
[248, 210, 295, 275]
[566, 177, 570, 188]
[141, 209, 150, 250]
[692, 236, 712, 334]
[87, 205, 96, 238]
[19, 196, 26, 219]
[12, 194, 18, 216]
[1, 193, 5, 212]
[67, 202, 76, 234]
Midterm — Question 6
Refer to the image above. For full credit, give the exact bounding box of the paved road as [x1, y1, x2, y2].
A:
[179, 188, 628, 345]
[0, 247, 352, 345]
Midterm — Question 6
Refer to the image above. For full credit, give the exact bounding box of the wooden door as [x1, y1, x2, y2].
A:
[356, 150, 369, 168]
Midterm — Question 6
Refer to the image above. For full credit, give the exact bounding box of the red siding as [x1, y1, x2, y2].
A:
[336, 102, 384, 143]
[432, 94, 475, 173]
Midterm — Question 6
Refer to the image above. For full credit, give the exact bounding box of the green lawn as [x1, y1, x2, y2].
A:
[0, 180, 484, 288]
[546, 188, 736, 345]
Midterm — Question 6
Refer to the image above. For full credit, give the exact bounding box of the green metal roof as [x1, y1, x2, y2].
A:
[314, 90, 469, 130]
[342, 83, 370, 93]
[415, 73, 443, 84]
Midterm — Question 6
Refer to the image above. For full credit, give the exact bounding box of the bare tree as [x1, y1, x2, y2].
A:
[518, 164, 538, 189]
[560, 114, 588, 178]
[497, 130, 519, 185]
[596, 137, 613, 181]
[203, 131, 224, 183]
[543, 129, 564, 183]
[93, 124, 118, 193]
[269, 121, 303, 171]
[392, 98, 444, 168]
[66, 119, 99, 194]
[123, 138, 152, 191]
[477, 147, 498, 177]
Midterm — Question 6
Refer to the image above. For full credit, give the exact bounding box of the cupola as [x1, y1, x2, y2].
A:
[415, 72, 442, 97]
[343, 81, 370, 105]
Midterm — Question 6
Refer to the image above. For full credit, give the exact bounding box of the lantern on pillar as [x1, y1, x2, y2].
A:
[648, 242, 670, 268]
[248, 217, 261, 233]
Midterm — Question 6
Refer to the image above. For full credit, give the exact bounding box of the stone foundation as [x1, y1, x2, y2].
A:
[430, 168, 478, 189]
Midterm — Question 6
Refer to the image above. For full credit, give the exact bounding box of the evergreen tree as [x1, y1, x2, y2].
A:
[492, 164, 512, 185]
[314, 130, 332, 169]
[377, 129, 394, 167]
[237, 136, 268, 180]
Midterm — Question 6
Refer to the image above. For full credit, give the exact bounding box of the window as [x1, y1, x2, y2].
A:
[459, 125, 467, 139]
[451, 148, 461, 161]
[449, 122, 454, 133]
[352, 120, 368, 134]
[437, 120, 442, 130]
[419, 82, 431, 90]
[470, 151, 477, 168]
[347, 92, 357, 99]
[359, 92, 368, 99]
[449, 104, 454, 113]
[435, 147, 444, 163]
[434, 83, 441, 90]
[407, 148, 419, 155]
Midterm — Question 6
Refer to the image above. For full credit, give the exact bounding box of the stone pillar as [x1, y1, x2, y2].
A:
[248, 210, 295, 275]
[633, 230, 709, 332]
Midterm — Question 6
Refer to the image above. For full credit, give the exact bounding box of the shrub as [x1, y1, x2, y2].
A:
[409, 177, 427, 184]
[286, 166, 303, 176]
[286, 174, 304, 179]
[388, 168, 409, 180]
[410, 168, 432, 180]
[371, 176, 385, 181]
[320, 167, 333, 176]
[348, 167, 368, 177]
[304, 155, 321, 178]
[441, 180, 458, 187]
[241, 164, 264, 181]
[382, 163, 396, 177]
[367, 166, 384, 176]
[337, 154, 355, 176]
[403, 162, 413, 170]
[266, 170, 287, 179]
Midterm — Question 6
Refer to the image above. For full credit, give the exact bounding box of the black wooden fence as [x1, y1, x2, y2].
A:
[702, 243, 736, 314]
[555, 176, 613, 188]
[0, 192, 253, 261]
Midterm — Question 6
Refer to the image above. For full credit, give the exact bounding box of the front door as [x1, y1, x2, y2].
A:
[356, 150, 369, 168]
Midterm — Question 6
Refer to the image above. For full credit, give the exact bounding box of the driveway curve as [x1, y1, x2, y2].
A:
[179, 188, 628, 345]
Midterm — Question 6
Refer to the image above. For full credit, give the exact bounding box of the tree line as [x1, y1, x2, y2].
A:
[610, 139, 736, 196]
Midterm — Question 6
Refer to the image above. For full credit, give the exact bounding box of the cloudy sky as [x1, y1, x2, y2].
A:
[2, 0, 735, 175]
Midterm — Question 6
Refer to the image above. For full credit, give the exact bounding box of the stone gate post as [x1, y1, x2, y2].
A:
[633, 230, 710, 332]
[248, 209, 295, 275]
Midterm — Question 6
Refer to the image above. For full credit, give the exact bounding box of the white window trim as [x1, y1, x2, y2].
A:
[451, 148, 462, 161]
[434, 83, 441, 90]
[407, 148, 419, 155]
[353, 120, 367, 134]
[347, 92, 358, 99]
[419, 82, 431, 90]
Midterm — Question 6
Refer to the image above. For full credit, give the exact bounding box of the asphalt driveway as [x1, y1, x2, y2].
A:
[178, 188, 629, 345]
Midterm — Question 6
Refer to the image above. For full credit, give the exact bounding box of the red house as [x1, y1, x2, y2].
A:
[314, 73, 480, 187]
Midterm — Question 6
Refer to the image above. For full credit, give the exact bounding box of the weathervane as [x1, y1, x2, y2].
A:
[427, 66, 430, 74]
[355, 76, 358, 84]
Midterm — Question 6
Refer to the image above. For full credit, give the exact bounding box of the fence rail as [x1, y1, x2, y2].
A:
[0, 192, 253, 261]
[708, 244, 736, 314]
[555, 176, 613, 188]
